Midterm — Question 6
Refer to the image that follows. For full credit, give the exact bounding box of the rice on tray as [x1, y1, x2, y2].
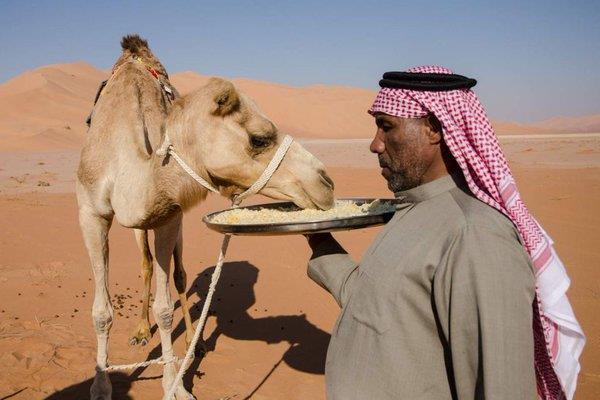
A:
[209, 199, 396, 225]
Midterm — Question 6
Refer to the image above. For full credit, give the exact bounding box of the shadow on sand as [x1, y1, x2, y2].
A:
[42, 372, 134, 400]
[44, 261, 330, 399]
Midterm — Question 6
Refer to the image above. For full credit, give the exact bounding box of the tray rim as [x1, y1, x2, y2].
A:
[202, 197, 397, 236]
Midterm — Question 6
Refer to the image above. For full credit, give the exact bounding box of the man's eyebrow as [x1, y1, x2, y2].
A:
[375, 116, 391, 126]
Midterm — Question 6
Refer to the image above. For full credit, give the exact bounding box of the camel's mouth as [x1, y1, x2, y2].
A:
[250, 181, 332, 211]
[292, 195, 322, 210]
[303, 189, 335, 210]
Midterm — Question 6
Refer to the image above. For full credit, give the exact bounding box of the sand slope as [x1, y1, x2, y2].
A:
[0, 62, 107, 151]
[1, 62, 598, 153]
[531, 114, 600, 133]
[171, 72, 377, 139]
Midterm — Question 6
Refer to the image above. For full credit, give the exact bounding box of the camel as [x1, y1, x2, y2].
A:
[84, 35, 187, 351]
[77, 35, 334, 400]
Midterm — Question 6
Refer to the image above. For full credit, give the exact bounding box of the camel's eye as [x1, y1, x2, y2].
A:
[250, 135, 271, 149]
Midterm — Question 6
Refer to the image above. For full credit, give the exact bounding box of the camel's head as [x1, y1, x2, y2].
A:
[170, 78, 334, 209]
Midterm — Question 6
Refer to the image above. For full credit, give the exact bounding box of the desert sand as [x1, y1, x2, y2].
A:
[0, 63, 599, 399]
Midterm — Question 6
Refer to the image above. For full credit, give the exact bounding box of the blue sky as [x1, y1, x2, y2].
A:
[1, 0, 599, 122]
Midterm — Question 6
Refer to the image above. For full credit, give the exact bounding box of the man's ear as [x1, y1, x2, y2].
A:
[209, 78, 240, 116]
[425, 114, 443, 145]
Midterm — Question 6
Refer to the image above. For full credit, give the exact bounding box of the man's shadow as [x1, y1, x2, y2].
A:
[43, 261, 330, 399]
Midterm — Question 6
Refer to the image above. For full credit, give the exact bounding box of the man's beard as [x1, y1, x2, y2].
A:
[380, 155, 425, 193]
[387, 171, 420, 192]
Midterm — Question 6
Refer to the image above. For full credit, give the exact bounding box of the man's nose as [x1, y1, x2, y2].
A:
[370, 131, 385, 154]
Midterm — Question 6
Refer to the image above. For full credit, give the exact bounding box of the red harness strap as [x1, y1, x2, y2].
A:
[145, 66, 160, 79]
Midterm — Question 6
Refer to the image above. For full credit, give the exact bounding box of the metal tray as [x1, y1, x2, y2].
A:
[202, 198, 397, 236]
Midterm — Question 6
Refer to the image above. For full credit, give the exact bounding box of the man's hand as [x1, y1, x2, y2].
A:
[304, 232, 334, 249]
[304, 232, 347, 259]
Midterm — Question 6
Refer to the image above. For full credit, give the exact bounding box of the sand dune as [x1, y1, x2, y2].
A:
[490, 120, 547, 135]
[488, 114, 600, 135]
[0, 62, 106, 150]
[172, 71, 378, 139]
[531, 114, 600, 133]
[0, 62, 598, 152]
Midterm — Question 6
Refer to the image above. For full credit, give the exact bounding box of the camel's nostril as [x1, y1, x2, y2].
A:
[320, 171, 335, 190]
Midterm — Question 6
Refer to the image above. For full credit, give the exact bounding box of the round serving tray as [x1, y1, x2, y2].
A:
[202, 198, 397, 236]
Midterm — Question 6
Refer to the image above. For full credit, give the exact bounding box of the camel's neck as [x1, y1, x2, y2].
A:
[151, 138, 214, 213]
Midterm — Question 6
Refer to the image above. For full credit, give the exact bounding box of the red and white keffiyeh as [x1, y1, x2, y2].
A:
[369, 65, 585, 400]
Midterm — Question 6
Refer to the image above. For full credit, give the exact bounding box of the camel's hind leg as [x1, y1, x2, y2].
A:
[79, 206, 114, 400]
[153, 213, 194, 399]
[172, 224, 192, 345]
[130, 229, 153, 346]
[172, 222, 201, 352]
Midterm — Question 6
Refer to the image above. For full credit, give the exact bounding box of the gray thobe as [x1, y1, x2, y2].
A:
[308, 174, 537, 399]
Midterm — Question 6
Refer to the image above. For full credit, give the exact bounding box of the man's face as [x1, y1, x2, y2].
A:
[370, 113, 436, 192]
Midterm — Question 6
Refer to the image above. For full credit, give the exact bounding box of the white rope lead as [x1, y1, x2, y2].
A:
[163, 135, 293, 400]
[102, 355, 181, 373]
[163, 233, 231, 400]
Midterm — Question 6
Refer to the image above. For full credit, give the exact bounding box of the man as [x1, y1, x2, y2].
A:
[305, 66, 584, 399]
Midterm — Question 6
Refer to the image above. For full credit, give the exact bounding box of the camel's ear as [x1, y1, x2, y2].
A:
[210, 78, 240, 116]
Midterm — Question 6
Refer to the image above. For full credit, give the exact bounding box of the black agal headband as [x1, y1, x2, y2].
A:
[379, 71, 477, 91]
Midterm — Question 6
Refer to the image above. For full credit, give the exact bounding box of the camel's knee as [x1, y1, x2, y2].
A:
[92, 294, 113, 334]
[92, 306, 113, 334]
[152, 301, 174, 329]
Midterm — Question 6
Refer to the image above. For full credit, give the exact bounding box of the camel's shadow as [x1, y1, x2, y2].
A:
[42, 372, 134, 400]
[44, 261, 330, 399]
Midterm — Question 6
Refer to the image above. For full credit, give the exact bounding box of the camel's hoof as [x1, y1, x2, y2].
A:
[162, 363, 195, 400]
[129, 327, 151, 346]
[90, 372, 112, 400]
[163, 381, 195, 400]
[129, 336, 148, 346]
[174, 387, 196, 400]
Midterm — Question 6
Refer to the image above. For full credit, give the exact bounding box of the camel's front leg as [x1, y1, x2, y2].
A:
[153, 214, 195, 400]
[79, 207, 114, 400]
[130, 229, 153, 346]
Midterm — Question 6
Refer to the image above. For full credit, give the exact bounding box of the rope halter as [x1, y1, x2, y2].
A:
[156, 134, 295, 205]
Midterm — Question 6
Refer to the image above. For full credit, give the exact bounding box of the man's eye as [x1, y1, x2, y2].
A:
[250, 136, 270, 148]
[381, 125, 392, 132]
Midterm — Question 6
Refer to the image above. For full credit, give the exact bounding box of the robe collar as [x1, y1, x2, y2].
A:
[394, 173, 465, 203]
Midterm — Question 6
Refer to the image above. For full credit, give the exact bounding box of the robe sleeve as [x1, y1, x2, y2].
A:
[433, 224, 537, 400]
[307, 238, 359, 307]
